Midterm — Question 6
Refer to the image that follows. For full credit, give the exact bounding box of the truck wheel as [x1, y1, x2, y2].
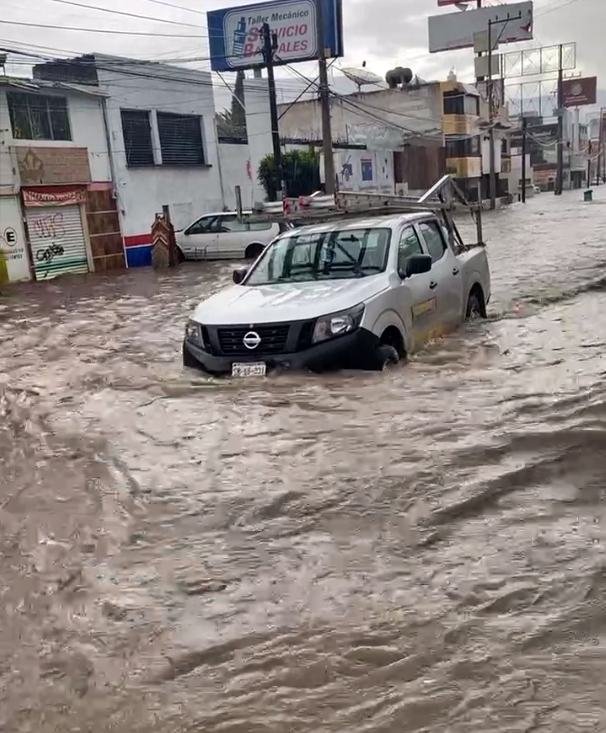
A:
[372, 344, 400, 371]
[182, 342, 200, 369]
[466, 290, 485, 320]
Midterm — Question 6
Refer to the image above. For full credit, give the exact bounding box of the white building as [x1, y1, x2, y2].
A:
[32, 54, 224, 267]
[0, 76, 114, 283]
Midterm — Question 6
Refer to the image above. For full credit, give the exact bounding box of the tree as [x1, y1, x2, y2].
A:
[258, 149, 321, 200]
[216, 70, 247, 140]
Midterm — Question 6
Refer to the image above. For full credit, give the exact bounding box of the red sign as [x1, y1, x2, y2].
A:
[22, 185, 87, 208]
[561, 76, 597, 108]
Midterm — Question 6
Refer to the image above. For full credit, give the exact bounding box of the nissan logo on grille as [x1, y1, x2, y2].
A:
[243, 331, 261, 350]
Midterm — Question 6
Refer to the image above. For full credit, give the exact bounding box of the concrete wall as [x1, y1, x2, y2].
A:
[0, 195, 31, 282]
[481, 135, 503, 175]
[243, 79, 273, 204]
[218, 143, 256, 209]
[332, 148, 395, 193]
[504, 148, 532, 195]
[0, 87, 111, 189]
[96, 60, 223, 265]
[278, 86, 444, 149]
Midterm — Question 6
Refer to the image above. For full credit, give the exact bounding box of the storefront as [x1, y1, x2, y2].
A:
[0, 195, 31, 284]
[22, 186, 93, 281]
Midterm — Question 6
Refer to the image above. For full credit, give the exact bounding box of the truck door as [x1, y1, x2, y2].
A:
[396, 225, 438, 349]
[417, 220, 464, 331]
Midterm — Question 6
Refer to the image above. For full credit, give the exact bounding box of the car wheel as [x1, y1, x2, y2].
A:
[466, 290, 485, 320]
[245, 243, 265, 260]
[372, 344, 400, 371]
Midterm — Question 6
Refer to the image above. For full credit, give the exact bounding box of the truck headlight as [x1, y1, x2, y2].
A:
[312, 304, 364, 344]
[185, 319, 203, 347]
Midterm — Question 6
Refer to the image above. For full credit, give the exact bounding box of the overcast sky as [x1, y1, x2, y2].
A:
[2, 0, 603, 109]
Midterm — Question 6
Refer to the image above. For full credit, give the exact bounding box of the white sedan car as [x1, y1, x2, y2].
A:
[175, 212, 280, 261]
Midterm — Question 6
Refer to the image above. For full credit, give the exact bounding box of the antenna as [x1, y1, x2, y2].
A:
[340, 66, 383, 93]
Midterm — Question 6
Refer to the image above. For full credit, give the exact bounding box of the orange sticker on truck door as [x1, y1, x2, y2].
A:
[411, 297, 437, 320]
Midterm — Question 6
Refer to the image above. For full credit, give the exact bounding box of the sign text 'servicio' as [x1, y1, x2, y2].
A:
[207, 0, 343, 71]
[561, 76, 597, 108]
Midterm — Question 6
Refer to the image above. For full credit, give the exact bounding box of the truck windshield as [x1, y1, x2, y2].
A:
[246, 228, 391, 285]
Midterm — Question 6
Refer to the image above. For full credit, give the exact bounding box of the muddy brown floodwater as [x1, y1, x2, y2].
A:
[1, 190, 606, 732]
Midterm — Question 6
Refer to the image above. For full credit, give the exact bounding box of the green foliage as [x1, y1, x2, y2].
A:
[216, 70, 247, 140]
[258, 149, 321, 200]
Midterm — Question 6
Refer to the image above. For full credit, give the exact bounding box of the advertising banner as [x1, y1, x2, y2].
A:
[22, 185, 88, 207]
[561, 76, 597, 107]
[428, 1, 533, 53]
[207, 0, 343, 71]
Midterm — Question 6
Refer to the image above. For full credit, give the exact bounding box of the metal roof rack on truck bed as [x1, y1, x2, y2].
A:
[249, 174, 485, 254]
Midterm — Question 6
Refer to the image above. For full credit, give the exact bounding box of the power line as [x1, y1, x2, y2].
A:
[536, 0, 586, 16]
[139, 0, 204, 16]
[281, 62, 444, 141]
[0, 18, 203, 37]
[40, 0, 201, 28]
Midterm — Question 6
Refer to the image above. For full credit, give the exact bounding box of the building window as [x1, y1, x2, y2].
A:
[7, 92, 71, 141]
[443, 93, 479, 116]
[157, 113, 205, 165]
[445, 136, 480, 158]
[121, 109, 154, 167]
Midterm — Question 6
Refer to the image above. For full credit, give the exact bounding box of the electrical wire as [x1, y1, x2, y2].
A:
[280, 62, 445, 141]
[536, 0, 587, 16]
[139, 0, 204, 16]
[39, 0, 202, 28]
[0, 18, 203, 37]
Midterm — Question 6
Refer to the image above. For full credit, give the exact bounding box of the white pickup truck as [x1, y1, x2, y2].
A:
[183, 209, 490, 376]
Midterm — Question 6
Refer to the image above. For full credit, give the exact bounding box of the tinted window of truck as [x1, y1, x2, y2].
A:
[398, 227, 423, 272]
[419, 222, 447, 263]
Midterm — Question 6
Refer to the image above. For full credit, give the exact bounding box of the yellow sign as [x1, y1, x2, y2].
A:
[412, 297, 437, 319]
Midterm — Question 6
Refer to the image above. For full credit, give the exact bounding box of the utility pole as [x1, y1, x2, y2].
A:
[262, 22, 285, 202]
[555, 43, 564, 195]
[315, 0, 335, 194]
[587, 142, 592, 187]
[487, 18, 497, 210]
[521, 116, 527, 203]
[597, 107, 605, 186]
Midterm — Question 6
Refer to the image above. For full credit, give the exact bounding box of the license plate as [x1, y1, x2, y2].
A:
[231, 362, 266, 377]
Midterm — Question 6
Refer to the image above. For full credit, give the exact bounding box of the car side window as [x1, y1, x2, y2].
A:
[419, 221, 447, 263]
[398, 226, 423, 273]
[213, 214, 249, 233]
[186, 216, 215, 235]
[248, 221, 272, 232]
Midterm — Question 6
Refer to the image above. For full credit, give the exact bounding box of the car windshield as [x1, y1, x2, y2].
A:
[245, 227, 391, 285]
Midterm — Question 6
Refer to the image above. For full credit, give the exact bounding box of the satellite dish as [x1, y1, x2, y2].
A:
[340, 66, 383, 92]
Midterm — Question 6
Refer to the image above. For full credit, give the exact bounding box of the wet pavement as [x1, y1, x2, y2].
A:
[1, 190, 605, 732]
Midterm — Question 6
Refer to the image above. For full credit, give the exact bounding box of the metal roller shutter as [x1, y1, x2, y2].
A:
[26, 204, 89, 281]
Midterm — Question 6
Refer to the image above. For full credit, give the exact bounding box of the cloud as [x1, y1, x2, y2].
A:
[2, 0, 603, 108]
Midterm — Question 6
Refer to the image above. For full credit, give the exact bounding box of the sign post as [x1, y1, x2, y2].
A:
[316, 0, 335, 194]
[262, 22, 285, 202]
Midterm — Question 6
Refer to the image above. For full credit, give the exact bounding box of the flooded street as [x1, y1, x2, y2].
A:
[1, 190, 605, 731]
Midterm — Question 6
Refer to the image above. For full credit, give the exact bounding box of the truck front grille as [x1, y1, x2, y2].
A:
[217, 324, 290, 356]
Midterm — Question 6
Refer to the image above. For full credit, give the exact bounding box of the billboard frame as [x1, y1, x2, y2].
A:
[561, 76, 597, 108]
[428, 1, 533, 53]
[207, 0, 343, 72]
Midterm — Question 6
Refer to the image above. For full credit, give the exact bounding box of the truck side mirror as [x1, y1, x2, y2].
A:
[401, 254, 432, 278]
[232, 267, 248, 284]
